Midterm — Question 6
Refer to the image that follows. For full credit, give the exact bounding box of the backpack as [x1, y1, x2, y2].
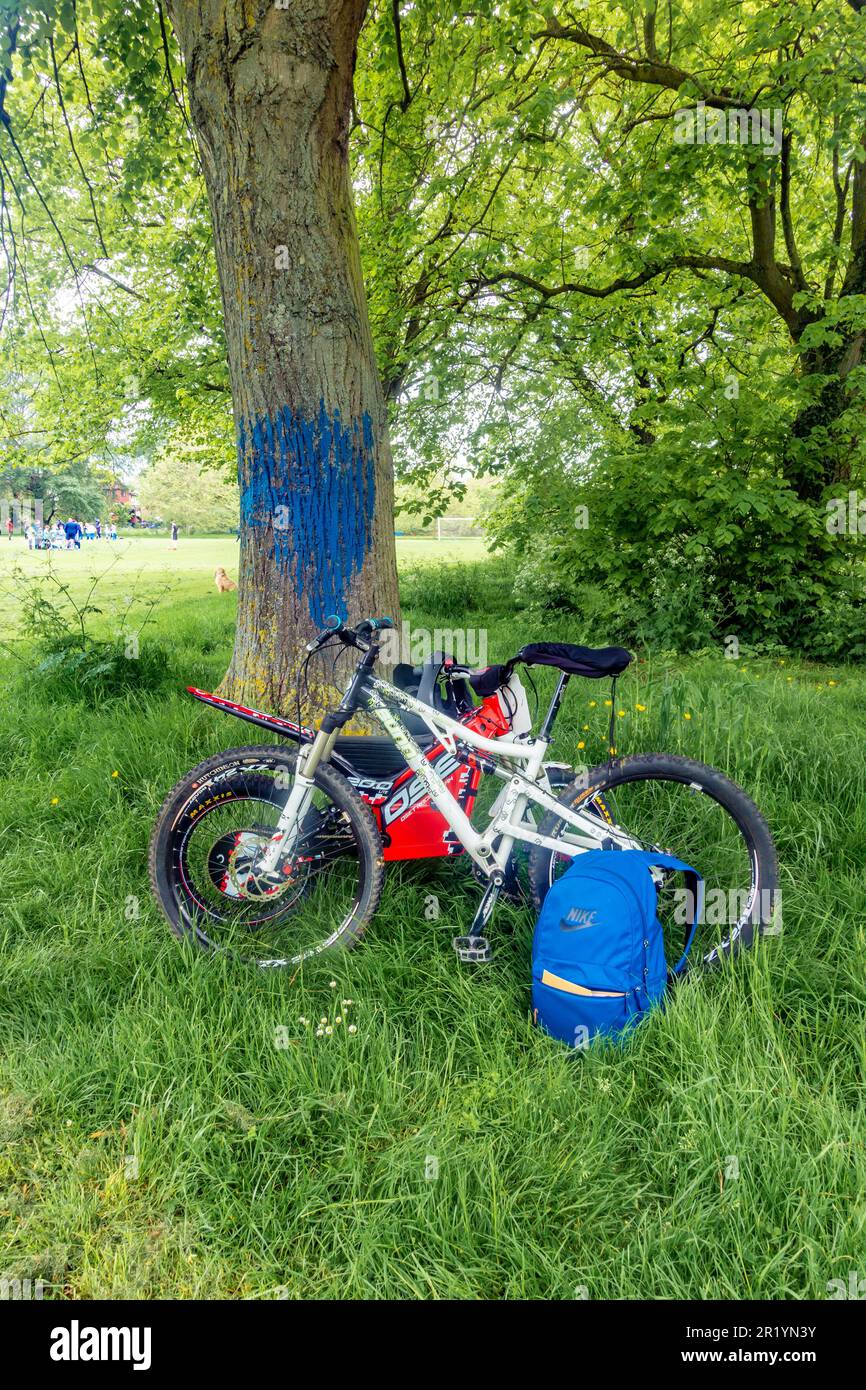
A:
[531, 849, 703, 1048]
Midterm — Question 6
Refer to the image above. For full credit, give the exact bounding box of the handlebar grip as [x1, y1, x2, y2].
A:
[306, 615, 347, 652]
[308, 615, 392, 655]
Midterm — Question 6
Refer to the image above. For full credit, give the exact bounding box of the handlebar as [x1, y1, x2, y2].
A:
[305, 615, 395, 654]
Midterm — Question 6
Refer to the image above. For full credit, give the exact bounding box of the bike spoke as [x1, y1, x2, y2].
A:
[547, 772, 762, 965]
[173, 776, 365, 963]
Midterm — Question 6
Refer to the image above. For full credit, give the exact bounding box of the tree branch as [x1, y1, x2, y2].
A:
[464, 254, 754, 305]
[80, 263, 144, 300]
[779, 132, 806, 293]
[48, 32, 108, 258]
[391, 0, 412, 111]
[534, 15, 736, 108]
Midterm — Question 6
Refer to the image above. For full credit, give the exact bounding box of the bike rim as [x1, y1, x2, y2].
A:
[546, 770, 769, 965]
[169, 772, 366, 966]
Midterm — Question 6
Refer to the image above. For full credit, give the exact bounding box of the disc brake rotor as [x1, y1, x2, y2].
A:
[206, 828, 299, 901]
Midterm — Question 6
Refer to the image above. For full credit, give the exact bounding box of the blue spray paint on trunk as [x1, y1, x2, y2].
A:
[238, 401, 377, 625]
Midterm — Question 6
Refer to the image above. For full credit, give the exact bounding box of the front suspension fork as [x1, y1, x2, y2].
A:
[254, 728, 337, 875]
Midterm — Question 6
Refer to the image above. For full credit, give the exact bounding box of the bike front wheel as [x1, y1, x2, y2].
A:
[149, 746, 384, 967]
[527, 753, 779, 967]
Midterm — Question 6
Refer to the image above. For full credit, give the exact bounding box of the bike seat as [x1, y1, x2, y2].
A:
[468, 642, 632, 695]
[515, 642, 632, 678]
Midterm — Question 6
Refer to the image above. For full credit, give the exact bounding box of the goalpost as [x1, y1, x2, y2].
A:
[434, 517, 482, 540]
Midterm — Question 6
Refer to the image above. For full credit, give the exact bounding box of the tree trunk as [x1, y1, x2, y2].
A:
[167, 0, 400, 713]
[787, 228, 866, 501]
[787, 333, 865, 501]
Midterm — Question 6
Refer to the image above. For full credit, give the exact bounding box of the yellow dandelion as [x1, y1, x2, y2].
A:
[683, 712, 692, 720]
[609, 746, 617, 756]
[617, 709, 625, 717]
[828, 680, 838, 687]
[786, 676, 793, 682]
[582, 724, 589, 731]
[604, 699, 612, 707]
[577, 741, 585, 750]
[50, 796, 59, 806]
[111, 770, 119, 779]
[589, 700, 597, 708]
[635, 703, 646, 712]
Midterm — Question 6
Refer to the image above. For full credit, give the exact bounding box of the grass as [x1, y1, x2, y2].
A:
[0, 532, 489, 623]
[0, 542, 864, 1299]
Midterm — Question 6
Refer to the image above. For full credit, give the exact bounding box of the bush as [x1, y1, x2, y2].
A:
[1, 562, 174, 702]
[399, 557, 515, 620]
[799, 570, 866, 660]
[487, 391, 863, 656]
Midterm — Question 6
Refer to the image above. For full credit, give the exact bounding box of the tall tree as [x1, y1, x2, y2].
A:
[165, 0, 400, 708]
[1, 0, 400, 712]
[355, 0, 866, 503]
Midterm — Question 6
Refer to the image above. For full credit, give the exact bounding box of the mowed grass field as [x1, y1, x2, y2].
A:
[0, 536, 864, 1299]
[0, 533, 488, 623]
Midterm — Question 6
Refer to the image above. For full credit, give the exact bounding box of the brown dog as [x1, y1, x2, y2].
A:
[214, 567, 237, 594]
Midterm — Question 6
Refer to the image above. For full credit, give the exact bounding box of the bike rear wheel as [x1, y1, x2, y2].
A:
[149, 746, 384, 967]
[528, 753, 779, 966]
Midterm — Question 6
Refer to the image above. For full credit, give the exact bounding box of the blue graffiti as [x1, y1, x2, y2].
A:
[238, 401, 377, 625]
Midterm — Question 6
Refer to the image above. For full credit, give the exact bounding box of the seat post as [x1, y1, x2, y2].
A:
[540, 672, 570, 740]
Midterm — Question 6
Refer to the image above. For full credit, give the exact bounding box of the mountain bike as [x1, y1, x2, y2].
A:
[149, 616, 779, 970]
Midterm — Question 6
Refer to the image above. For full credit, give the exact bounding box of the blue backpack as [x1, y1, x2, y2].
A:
[531, 849, 703, 1047]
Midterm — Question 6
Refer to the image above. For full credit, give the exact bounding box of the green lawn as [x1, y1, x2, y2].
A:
[0, 532, 488, 616]
[0, 544, 864, 1298]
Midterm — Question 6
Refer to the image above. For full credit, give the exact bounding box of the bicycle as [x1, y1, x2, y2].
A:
[149, 616, 779, 970]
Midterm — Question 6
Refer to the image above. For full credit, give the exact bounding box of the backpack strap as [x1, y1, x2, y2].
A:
[644, 851, 704, 975]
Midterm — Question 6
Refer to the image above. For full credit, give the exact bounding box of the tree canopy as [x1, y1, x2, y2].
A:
[2, 1, 866, 655]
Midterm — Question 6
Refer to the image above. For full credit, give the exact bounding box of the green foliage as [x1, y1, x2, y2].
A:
[137, 432, 239, 533]
[486, 387, 866, 655]
[0, 550, 863, 1297]
[353, 0, 866, 650]
[0, 460, 107, 523]
[0, 560, 173, 700]
[0, 0, 230, 496]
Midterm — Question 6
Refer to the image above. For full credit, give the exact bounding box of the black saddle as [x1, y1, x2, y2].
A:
[470, 641, 632, 694]
[515, 642, 632, 678]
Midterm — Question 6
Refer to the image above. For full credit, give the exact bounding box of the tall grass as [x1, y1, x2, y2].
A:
[0, 558, 864, 1298]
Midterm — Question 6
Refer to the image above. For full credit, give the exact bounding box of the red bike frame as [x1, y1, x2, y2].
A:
[185, 685, 515, 862]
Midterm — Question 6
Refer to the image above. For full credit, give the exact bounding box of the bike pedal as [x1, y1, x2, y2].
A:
[452, 935, 492, 963]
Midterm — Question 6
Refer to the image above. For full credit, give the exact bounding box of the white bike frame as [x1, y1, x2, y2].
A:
[256, 666, 640, 877]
